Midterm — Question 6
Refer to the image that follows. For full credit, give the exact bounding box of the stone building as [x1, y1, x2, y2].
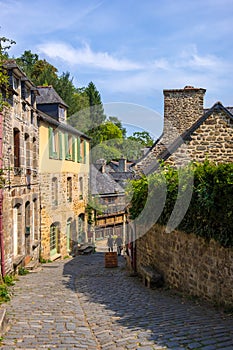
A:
[134, 86, 233, 174]
[0, 61, 40, 275]
[37, 86, 90, 260]
[131, 86, 233, 306]
[90, 159, 127, 243]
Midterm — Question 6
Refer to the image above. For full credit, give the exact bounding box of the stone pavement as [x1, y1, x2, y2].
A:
[0, 245, 233, 349]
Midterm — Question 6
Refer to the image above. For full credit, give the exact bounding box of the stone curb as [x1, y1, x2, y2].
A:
[0, 307, 8, 336]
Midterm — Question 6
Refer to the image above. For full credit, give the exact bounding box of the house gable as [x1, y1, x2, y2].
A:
[146, 102, 233, 173]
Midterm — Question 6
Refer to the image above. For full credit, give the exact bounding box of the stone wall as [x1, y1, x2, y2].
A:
[40, 172, 89, 260]
[2, 93, 40, 274]
[136, 224, 233, 307]
[167, 109, 233, 166]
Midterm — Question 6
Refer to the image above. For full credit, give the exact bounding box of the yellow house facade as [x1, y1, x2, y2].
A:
[37, 86, 90, 260]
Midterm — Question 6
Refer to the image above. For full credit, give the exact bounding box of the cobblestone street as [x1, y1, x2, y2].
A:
[1, 243, 233, 350]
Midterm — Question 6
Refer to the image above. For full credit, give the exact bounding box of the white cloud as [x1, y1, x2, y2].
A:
[38, 42, 143, 71]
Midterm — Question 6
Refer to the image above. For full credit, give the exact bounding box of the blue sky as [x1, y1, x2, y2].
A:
[0, 0, 233, 138]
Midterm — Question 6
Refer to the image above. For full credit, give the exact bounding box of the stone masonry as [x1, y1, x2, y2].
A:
[2, 62, 40, 274]
[40, 172, 89, 260]
[133, 86, 233, 308]
[136, 224, 233, 308]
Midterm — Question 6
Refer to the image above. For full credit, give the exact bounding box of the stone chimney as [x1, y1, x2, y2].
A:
[118, 157, 127, 172]
[162, 86, 206, 145]
[95, 159, 106, 173]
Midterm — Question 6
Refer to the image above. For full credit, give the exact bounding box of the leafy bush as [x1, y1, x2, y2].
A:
[128, 161, 233, 247]
[0, 284, 10, 303]
[3, 275, 15, 286]
[18, 267, 29, 275]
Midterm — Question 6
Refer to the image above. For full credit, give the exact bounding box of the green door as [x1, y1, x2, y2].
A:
[50, 224, 58, 256]
[66, 220, 71, 252]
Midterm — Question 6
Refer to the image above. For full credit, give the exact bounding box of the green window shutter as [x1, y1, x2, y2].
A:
[72, 136, 76, 161]
[77, 137, 81, 162]
[65, 133, 69, 160]
[48, 127, 53, 158]
[84, 140, 87, 163]
[59, 132, 63, 160]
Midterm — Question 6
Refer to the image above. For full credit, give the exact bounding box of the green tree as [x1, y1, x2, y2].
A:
[91, 143, 122, 163]
[90, 120, 123, 148]
[85, 81, 106, 129]
[53, 72, 77, 116]
[16, 51, 58, 86]
[0, 36, 16, 111]
[120, 138, 143, 161]
[30, 59, 58, 86]
[128, 131, 154, 147]
[16, 50, 39, 78]
[108, 116, 127, 138]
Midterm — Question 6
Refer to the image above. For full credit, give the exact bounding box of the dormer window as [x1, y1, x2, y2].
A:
[58, 106, 65, 122]
[13, 76, 20, 91]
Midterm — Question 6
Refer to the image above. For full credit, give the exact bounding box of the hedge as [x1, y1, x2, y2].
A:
[128, 161, 233, 247]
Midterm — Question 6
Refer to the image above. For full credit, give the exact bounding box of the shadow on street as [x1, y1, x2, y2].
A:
[63, 252, 233, 349]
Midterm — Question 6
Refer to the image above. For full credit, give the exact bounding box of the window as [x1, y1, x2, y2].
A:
[65, 133, 72, 160]
[79, 176, 83, 200]
[13, 128, 20, 168]
[13, 204, 21, 256]
[59, 132, 63, 160]
[25, 201, 30, 234]
[59, 106, 65, 122]
[67, 177, 72, 202]
[30, 110, 34, 125]
[68, 135, 72, 159]
[32, 199, 38, 241]
[13, 76, 20, 91]
[83, 140, 87, 163]
[80, 139, 84, 162]
[25, 201, 31, 255]
[78, 139, 87, 164]
[25, 133, 30, 168]
[77, 137, 81, 162]
[32, 137, 37, 172]
[49, 127, 59, 159]
[78, 214, 85, 243]
[52, 177, 58, 206]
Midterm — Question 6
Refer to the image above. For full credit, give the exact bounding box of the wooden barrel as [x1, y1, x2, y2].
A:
[105, 252, 118, 268]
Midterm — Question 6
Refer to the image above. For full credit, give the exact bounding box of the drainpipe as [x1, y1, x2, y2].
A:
[0, 112, 5, 277]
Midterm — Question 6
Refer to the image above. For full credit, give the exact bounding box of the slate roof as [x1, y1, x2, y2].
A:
[39, 111, 90, 140]
[90, 165, 125, 196]
[36, 86, 68, 108]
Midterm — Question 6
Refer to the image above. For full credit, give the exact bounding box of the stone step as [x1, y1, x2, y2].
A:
[25, 260, 40, 271]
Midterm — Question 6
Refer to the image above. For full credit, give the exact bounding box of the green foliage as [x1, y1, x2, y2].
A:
[91, 143, 122, 163]
[85, 81, 106, 129]
[128, 131, 154, 147]
[18, 267, 29, 275]
[120, 138, 144, 161]
[3, 275, 15, 286]
[0, 284, 10, 303]
[0, 36, 16, 111]
[128, 161, 233, 247]
[108, 116, 127, 138]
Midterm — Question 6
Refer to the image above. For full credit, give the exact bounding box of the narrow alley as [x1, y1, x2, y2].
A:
[1, 243, 233, 350]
